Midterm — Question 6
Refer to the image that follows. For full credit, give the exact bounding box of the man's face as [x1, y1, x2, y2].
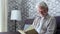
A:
[37, 6, 48, 17]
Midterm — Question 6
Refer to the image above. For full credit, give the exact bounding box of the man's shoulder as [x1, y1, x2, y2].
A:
[33, 17, 40, 22]
[49, 16, 56, 21]
[34, 17, 41, 20]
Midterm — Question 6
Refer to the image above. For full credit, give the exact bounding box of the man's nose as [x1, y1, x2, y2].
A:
[39, 10, 43, 12]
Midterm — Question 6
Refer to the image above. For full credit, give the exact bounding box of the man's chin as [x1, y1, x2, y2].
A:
[40, 14, 45, 17]
[40, 15, 43, 17]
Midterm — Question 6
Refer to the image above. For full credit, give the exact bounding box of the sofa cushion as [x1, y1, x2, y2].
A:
[24, 19, 34, 24]
[55, 16, 60, 29]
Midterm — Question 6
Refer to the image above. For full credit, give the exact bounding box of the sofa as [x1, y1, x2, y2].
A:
[24, 16, 60, 34]
[0, 32, 20, 34]
[55, 16, 60, 34]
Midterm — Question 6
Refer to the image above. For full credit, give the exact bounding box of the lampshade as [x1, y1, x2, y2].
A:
[10, 10, 21, 21]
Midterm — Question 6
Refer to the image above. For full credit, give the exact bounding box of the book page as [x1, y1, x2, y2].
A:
[18, 30, 26, 34]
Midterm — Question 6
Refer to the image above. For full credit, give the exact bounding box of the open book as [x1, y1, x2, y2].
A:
[18, 25, 38, 34]
[18, 30, 26, 34]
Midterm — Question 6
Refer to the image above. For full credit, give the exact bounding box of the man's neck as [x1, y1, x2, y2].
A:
[41, 14, 48, 18]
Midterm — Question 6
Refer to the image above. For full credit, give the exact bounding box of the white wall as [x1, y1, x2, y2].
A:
[5, 0, 8, 32]
[0, 0, 7, 32]
[0, 0, 2, 32]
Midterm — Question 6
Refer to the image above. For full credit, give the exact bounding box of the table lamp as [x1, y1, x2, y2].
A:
[10, 10, 21, 32]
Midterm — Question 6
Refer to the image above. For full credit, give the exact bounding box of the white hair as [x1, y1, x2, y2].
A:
[36, 1, 48, 9]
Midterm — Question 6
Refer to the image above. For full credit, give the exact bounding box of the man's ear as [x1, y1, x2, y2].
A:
[46, 7, 48, 12]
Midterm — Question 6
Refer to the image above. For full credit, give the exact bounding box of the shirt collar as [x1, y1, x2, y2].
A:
[38, 14, 50, 19]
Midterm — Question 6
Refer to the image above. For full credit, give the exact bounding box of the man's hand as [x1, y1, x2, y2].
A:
[18, 30, 26, 34]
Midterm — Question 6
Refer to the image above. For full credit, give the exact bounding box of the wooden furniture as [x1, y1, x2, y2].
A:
[0, 32, 20, 34]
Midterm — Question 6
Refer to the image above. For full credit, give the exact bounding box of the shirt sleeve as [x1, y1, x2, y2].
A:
[31, 17, 38, 28]
[45, 17, 56, 34]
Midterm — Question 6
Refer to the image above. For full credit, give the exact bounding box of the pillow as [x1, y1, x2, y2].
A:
[24, 24, 31, 31]
[25, 25, 34, 31]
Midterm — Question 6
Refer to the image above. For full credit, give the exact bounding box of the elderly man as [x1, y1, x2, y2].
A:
[32, 1, 56, 34]
[18, 1, 56, 34]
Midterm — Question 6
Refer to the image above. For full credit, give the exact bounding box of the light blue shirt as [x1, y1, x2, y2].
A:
[32, 15, 56, 34]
